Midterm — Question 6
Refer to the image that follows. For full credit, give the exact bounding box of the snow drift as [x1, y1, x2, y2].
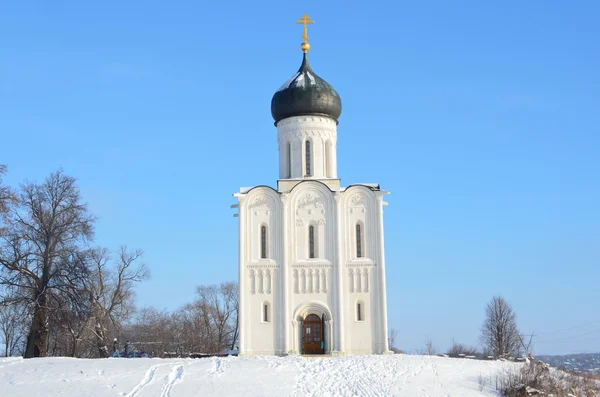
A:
[0, 354, 517, 396]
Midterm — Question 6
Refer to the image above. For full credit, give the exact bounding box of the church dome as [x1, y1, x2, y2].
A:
[271, 53, 342, 124]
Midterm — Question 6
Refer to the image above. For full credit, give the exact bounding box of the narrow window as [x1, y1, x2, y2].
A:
[356, 223, 362, 258]
[287, 142, 292, 178]
[263, 302, 269, 322]
[305, 140, 311, 176]
[309, 225, 315, 258]
[325, 140, 332, 178]
[357, 302, 363, 322]
[260, 225, 267, 259]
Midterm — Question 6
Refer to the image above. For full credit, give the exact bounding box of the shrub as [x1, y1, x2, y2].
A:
[495, 360, 599, 396]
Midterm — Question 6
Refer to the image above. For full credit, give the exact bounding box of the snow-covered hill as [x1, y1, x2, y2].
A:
[0, 354, 517, 396]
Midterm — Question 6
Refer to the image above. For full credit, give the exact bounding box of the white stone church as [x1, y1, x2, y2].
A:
[233, 23, 391, 355]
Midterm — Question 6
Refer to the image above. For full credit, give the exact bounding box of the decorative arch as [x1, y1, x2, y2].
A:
[244, 187, 282, 262]
[293, 301, 333, 322]
[289, 181, 336, 262]
[343, 186, 379, 262]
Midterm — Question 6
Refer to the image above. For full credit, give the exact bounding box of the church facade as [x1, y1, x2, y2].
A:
[234, 18, 391, 355]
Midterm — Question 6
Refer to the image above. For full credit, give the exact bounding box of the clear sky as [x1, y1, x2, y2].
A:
[1, 1, 599, 355]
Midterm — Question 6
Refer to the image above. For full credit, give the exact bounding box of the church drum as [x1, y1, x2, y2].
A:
[303, 314, 323, 354]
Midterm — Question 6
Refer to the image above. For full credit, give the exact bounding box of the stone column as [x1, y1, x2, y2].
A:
[334, 194, 345, 352]
[292, 320, 298, 354]
[377, 194, 390, 353]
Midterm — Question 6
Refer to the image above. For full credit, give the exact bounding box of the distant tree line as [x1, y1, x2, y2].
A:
[0, 165, 239, 358]
[410, 295, 527, 359]
[123, 282, 239, 357]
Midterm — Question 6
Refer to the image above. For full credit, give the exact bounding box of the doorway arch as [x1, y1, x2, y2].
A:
[293, 301, 333, 355]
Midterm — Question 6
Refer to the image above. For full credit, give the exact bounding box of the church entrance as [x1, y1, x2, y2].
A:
[303, 313, 324, 354]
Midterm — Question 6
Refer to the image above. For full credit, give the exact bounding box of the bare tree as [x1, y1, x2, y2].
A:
[424, 338, 437, 355]
[446, 338, 480, 357]
[0, 301, 28, 356]
[480, 296, 521, 358]
[220, 282, 239, 351]
[85, 247, 148, 357]
[124, 307, 172, 357]
[0, 169, 95, 358]
[0, 165, 18, 235]
[195, 282, 239, 354]
[388, 328, 403, 353]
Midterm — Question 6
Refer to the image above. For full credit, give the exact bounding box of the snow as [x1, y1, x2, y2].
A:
[277, 72, 302, 92]
[0, 354, 518, 396]
[276, 72, 318, 92]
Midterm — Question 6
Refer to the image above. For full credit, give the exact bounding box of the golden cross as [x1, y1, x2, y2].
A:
[296, 13, 314, 53]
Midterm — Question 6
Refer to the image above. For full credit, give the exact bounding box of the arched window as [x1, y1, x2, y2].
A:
[325, 140, 333, 178]
[262, 302, 270, 323]
[356, 301, 365, 322]
[309, 225, 315, 258]
[260, 225, 268, 259]
[356, 223, 363, 258]
[287, 142, 292, 178]
[305, 140, 312, 177]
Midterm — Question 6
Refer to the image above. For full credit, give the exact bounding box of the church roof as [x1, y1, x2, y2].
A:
[271, 53, 342, 124]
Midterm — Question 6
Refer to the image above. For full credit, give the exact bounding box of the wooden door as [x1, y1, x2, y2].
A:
[303, 314, 323, 354]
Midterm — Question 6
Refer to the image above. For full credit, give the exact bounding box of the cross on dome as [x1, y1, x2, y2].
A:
[296, 13, 314, 53]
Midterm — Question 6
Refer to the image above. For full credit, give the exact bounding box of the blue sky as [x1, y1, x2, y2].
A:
[1, 1, 599, 355]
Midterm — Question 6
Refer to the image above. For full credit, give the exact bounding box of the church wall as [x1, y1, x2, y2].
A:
[339, 187, 386, 354]
[237, 182, 389, 356]
[238, 187, 283, 355]
[286, 181, 337, 353]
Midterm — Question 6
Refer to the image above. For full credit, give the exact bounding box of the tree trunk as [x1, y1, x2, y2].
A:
[70, 336, 78, 357]
[95, 322, 109, 358]
[24, 300, 49, 358]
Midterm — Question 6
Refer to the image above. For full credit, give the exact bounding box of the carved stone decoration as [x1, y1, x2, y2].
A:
[313, 269, 319, 293]
[297, 192, 324, 209]
[257, 270, 264, 294]
[321, 269, 328, 293]
[348, 269, 354, 293]
[301, 269, 307, 293]
[307, 269, 313, 293]
[266, 269, 272, 295]
[363, 268, 369, 293]
[351, 194, 364, 206]
[252, 196, 268, 209]
[293, 269, 299, 294]
[296, 220, 304, 227]
[249, 270, 256, 295]
[356, 268, 362, 293]
[317, 218, 326, 225]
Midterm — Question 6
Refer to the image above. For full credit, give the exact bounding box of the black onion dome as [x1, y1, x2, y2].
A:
[271, 53, 342, 124]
